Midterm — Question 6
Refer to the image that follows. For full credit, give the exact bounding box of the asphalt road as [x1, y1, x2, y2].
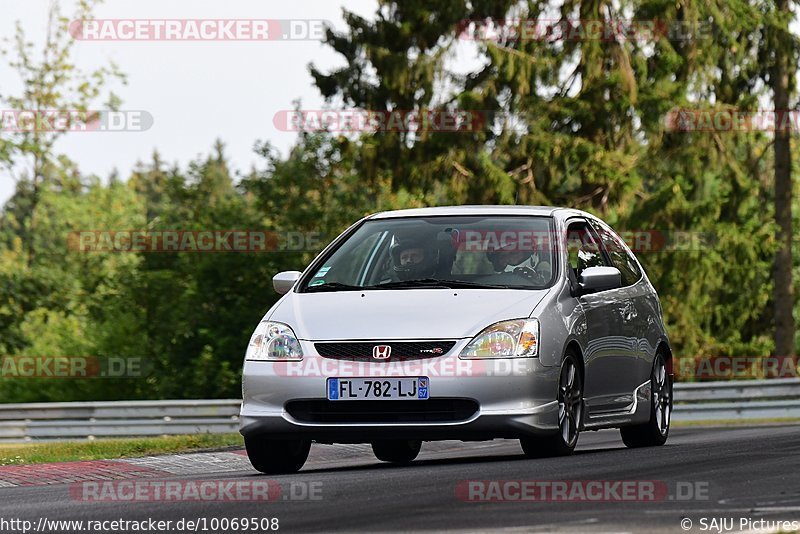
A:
[1, 425, 799, 533]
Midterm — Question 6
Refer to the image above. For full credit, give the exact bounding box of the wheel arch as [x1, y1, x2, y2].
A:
[563, 339, 585, 385]
[656, 340, 674, 375]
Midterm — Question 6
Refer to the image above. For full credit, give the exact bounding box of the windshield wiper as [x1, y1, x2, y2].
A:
[372, 278, 507, 290]
[304, 282, 364, 293]
[306, 278, 529, 292]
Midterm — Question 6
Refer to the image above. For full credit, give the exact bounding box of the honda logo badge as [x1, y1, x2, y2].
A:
[372, 345, 392, 360]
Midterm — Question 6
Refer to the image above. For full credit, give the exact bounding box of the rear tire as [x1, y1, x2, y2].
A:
[372, 439, 422, 464]
[520, 352, 583, 458]
[244, 436, 311, 474]
[620, 353, 672, 448]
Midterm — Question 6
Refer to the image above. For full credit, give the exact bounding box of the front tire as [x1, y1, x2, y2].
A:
[372, 439, 422, 464]
[521, 352, 583, 458]
[245, 436, 311, 474]
[620, 353, 672, 448]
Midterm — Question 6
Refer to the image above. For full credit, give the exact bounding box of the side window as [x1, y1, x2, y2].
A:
[565, 221, 608, 278]
[590, 220, 642, 286]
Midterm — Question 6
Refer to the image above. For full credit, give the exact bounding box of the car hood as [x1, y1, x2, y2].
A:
[267, 288, 551, 340]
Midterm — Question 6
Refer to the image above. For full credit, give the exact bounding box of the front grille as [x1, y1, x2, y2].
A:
[315, 341, 457, 361]
[285, 399, 478, 423]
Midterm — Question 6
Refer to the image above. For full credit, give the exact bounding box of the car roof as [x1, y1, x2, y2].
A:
[366, 205, 590, 220]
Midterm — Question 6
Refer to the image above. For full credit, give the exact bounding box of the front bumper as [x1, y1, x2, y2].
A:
[240, 339, 561, 442]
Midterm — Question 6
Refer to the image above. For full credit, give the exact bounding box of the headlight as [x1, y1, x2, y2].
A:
[245, 321, 303, 361]
[459, 319, 539, 359]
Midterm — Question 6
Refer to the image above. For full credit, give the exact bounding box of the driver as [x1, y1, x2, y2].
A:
[390, 238, 439, 281]
[486, 236, 551, 282]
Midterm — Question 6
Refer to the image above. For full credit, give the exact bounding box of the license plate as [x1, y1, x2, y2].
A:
[327, 377, 429, 401]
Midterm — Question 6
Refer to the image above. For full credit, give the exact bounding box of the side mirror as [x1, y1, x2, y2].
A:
[273, 271, 302, 295]
[578, 266, 621, 295]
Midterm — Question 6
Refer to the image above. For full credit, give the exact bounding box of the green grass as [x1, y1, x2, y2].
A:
[0, 433, 244, 466]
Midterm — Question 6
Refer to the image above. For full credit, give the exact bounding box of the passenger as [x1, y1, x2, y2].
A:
[486, 237, 551, 282]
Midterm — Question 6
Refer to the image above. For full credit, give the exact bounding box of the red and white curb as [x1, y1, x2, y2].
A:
[0, 450, 252, 487]
[0, 442, 485, 487]
[121, 450, 252, 475]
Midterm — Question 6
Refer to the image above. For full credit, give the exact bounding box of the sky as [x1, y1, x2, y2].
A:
[2, 2, 797, 207]
[0, 0, 378, 204]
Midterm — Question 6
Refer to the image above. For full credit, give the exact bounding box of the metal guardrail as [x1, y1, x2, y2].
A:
[0, 400, 241, 441]
[0, 379, 797, 441]
[672, 377, 800, 422]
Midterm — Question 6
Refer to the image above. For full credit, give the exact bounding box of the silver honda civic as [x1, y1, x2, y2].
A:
[240, 206, 673, 473]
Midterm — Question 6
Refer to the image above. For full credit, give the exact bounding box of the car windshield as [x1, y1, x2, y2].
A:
[300, 215, 556, 292]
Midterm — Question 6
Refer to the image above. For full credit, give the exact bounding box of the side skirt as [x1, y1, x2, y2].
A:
[582, 380, 651, 430]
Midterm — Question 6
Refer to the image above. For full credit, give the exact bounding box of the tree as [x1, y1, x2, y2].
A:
[765, 0, 797, 370]
[0, 0, 125, 265]
[310, 1, 518, 203]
